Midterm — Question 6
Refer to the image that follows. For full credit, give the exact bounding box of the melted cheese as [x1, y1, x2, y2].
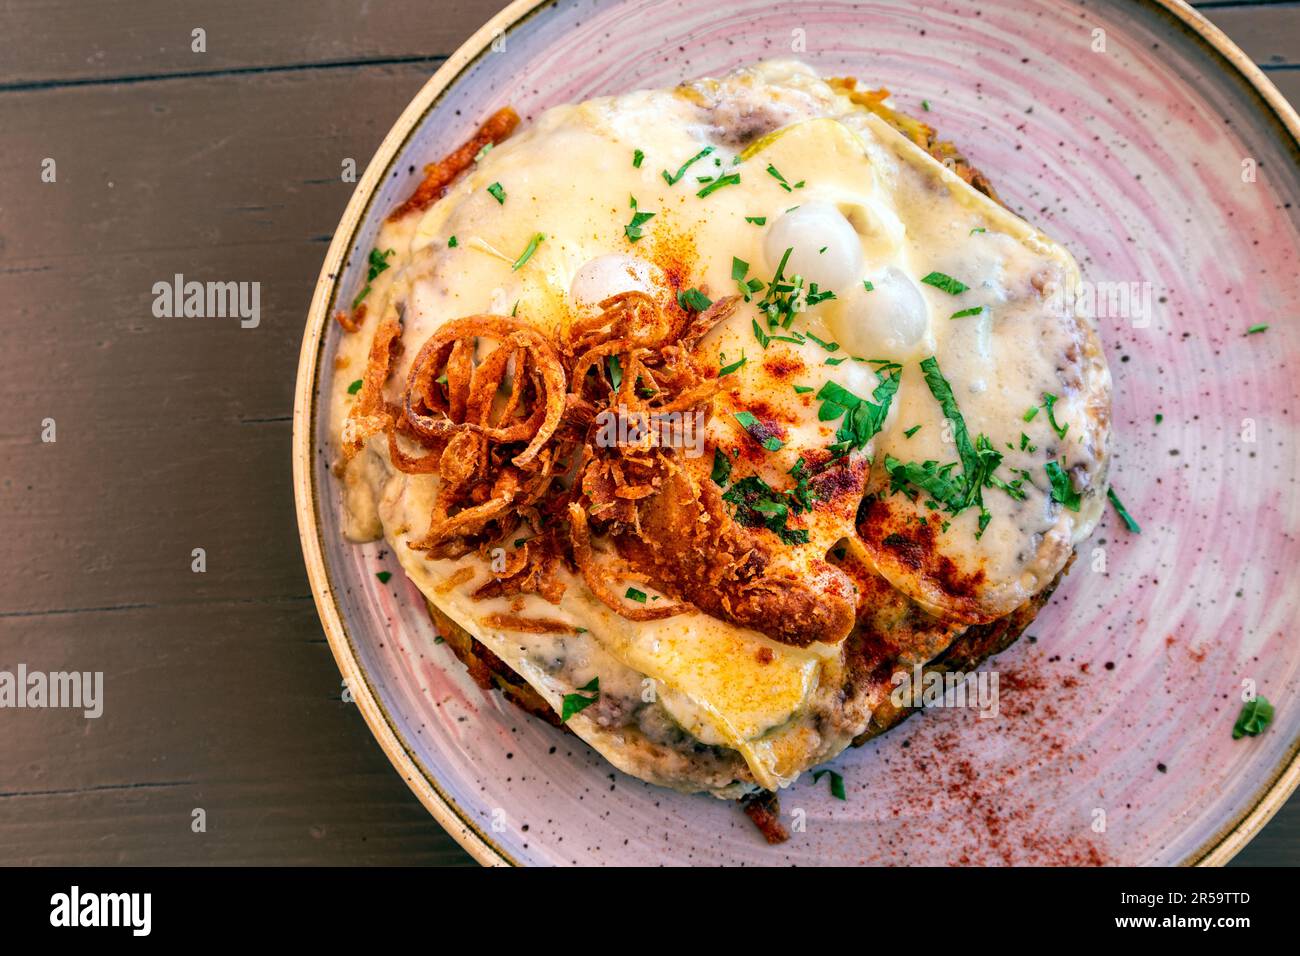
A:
[329, 60, 1111, 795]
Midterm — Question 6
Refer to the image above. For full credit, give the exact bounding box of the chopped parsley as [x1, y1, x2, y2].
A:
[1023, 405, 1040, 422]
[662, 146, 715, 186]
[734, 410, 784, 451]
[625, 587, 647, 603]
[1155, 413, 1164, 425]
[697, 172, 741, 198]
[731, 256, 765, 300]
[366, 248, 394, 281]
[1042, 392, 1069, 439]
[752, 318, 771, 349]
[920, 271, 969, 295]
[1044, 459, 1081, 512]
[719, 459, 818, 545]
[1246, 323, 1269, 335]
[753, 246, 836, 327]
[718, 351, 747, 377]
[970, 227, 986, 235]
[862, 279, 875, 292]
[950, 306, 986, 320]
[812, 768, 846, 800]
[793, 384, 814, 394]
[921, 99, 931, 111]
[447, 235, 458, 248]
[817, 363, 902, 456]
[766, 163, 803, 192]
[511, 232, 545, 270]
[632, 148, 645, 168]
[710, 447, 732, 486]
[624, 198, 655, 242]
[351, 248, 396, 308]
[347, 379, 363, 395]
[745, 215, 767, 225]
[1232, 696, 1274, 739]
[376, 571, 392, 584]
[1107, 487, 1140, 533]
[486, 181, 506, 204]
[904, 425, 921, 439]
[677, 287, 712, 312]
[805, 332, 840, 352]
[474, 143, 493, 162]
[561, 676, 600, 721]
[882, 356, 1024, 536]
[1019, 432, 1036, 453]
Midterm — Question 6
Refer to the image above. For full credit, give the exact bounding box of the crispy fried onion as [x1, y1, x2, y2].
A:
[358, 290, 734, 622]
[398, 316, 569, 553]
[568, 505, 690, 621]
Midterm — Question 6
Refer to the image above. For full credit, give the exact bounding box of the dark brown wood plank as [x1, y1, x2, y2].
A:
[0, 601, 473, 865]
[0, 0, 509, 87]
[0, 64, 434, 614]
[1203, 3, 1300, 66]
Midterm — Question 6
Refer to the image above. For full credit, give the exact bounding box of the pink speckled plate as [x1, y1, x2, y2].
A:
[294, 0, 1300, 865]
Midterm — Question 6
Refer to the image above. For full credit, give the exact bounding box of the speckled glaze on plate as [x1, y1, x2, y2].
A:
[293, 0, 1300, 865]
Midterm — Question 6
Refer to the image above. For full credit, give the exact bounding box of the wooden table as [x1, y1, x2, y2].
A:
[1, 0, 1295, 866]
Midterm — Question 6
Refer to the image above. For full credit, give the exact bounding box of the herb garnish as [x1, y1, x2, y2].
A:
[718, 351, 747, 377]
[376, 571, 392, 584]
[920, 271, 969, 295]
[766, 163, 800, 191]
[511, 232, 545, 270]
[719, 459, 818, 545]
[632, 148, 645, 168]
[745, 216, 767, 225]
[677, 288, 712, 312]
[662, 146, 715, 185]
[734, 410, 784, 451]
[351, 248, 396, 308]
[1233, 696, 1274, 738]
[950, 306, 986, 320]
[486, 181, 506, 204]
[697, 172, 741, 198]
[447, 235, 458, 248]
[812, 768, 846, 800]
[624, 197, 655, 242]
[1044, 459, 1081, 512]
[561, 676, 600, 721]
[882, 356, 1023, 536]
[347, 379, 363, 395]
[1246, 323, 1269, 335]
[1107, 487, 1140, 533]
[1042, 393, 1069, 439]
[625, 587, 647, 603]
[710, 447, 732, 486]
[817, 363, 902, 456]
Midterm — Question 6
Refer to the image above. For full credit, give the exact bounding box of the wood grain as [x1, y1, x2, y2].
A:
[0, 0, 507, 87]
[0, 0, 1294, 867]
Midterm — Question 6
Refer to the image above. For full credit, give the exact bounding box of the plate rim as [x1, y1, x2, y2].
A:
[291, 0, 1300, 868]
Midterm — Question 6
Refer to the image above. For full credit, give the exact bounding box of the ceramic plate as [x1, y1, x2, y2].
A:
[294, 0, 1300, 865]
